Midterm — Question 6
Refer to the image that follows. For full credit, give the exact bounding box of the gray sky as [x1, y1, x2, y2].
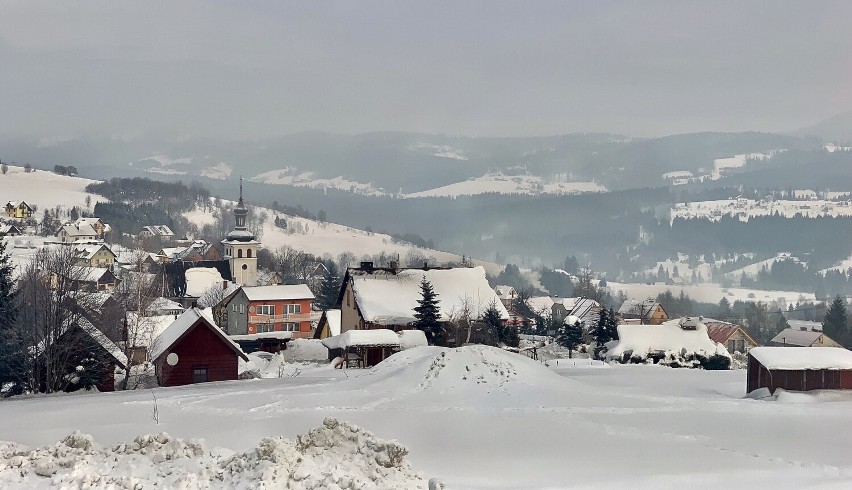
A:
[1, 1, 850, 139]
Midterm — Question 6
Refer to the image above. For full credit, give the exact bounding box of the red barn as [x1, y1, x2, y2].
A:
[152, 308, 248, 387]
[747, 347, 852, 394]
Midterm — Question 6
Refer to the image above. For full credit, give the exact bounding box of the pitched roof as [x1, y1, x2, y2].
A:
[749, 347, 852, 370]
[770, 328, 827, 347]
[494, 285, 516, 298]
[321, 329, 402, 349]
[73, 244, 115, 260]
[78, 267, 115, 283]
[349, 266, 509, 325]
[60, 224, 98, 237]
[242, 284, 315, 301]
[76, 317, 128, 369]
[151, 307, 248, 362]
[618, 299, 663, 319]
[323, 309, 341, 336]
[703, 320, 755, 345]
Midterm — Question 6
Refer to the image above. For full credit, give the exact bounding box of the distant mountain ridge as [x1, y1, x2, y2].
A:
[796, 110, 852, 143]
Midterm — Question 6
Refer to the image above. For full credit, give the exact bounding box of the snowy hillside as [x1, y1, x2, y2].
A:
[0, 165, 105, 217]
[606, 280, 815, 304]
[671, 197, 852, 223]
[403, 172, 606, 198]
[1, 346, 851, 487]
[251, 168, 383, 196]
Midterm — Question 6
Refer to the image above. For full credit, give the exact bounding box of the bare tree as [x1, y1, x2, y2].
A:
[13, 247, 102, 393]
[24, 163, 32, 173]
[114, 247, 161, 389]
[1, 161, 7, 174]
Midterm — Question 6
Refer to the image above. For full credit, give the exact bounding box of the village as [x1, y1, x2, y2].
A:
[2, 179, 851, 399]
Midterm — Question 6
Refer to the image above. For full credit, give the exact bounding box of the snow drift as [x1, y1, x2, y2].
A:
[0, 418, 427, 489]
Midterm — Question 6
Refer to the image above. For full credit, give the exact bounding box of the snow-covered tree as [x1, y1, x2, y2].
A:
[823, 295, 848, 345]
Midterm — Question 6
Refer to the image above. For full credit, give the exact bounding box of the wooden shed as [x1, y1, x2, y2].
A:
[152, 307, 248, 387]
[747, 347, 852, 394]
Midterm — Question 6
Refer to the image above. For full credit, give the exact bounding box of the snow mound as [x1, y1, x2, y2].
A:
[367, 345, 570, 395]
[0, 418, 427, 489]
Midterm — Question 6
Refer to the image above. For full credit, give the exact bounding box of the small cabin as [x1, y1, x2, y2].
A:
[152, 308, 248, 387]
[747, 347, 852, 394]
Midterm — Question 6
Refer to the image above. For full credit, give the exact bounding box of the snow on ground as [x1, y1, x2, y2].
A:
[820, 253, 852, 275]
[184, 202, 503, 275]
[403, 172, 606, 198]
[199, 162, 233, 180]
[671, 198, 852, 223]
[711, 152, 772, 179]
[644, 254, 715, 282]
[2, 345, 852, 488]
[722, 253, 801, 280]
[0, 165, 105, 218]
[251, 168, 383, 196]
[605, 281, 815, 305]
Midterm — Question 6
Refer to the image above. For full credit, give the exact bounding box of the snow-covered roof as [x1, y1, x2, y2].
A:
[78, 267, 113, 282]
[150, 307, 247, 362]
[786, 320, 823, 332]
[398, 330, 428, 349]
[618, 299, 662, 318]
[607, 319, 727, 360]
[125, 313, 178, 348]
[146, 297, 185, 314]
[77, 317, 128, 369]
[494, 285, 516, 298]
[323, 309, 342, 336]
[527, 296, 556, 313]
[142, 225, 174, 236]
[770, 328, 827, 347]
[749, 347, 852, 370]
[185, 267, 225, 297]
[60, 224, 98, 237]
[321, 329, 402, 350]
[242, 284, 315, 301]
[230, 331, 294, 341]
[73, 243, 114, 260]
[350, 266, 509, 325]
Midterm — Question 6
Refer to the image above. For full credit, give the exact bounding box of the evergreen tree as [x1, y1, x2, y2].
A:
[503, 323, 520, 348]
[591, 308, 616, 359]
[520, 318, 534, 335]
[563, 255, 580, 275]
[534, 315, 547, 336]
[481, 300, 504, 346]
[823, 295, 848, 345]
[316, 272, 341, 311]
[413, 277, 442, 345]
[0, 240, 19, 387]
[556, 319, 584, 358]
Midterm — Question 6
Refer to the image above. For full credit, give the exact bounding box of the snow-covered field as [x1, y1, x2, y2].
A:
[251, 168, 383, 196]
[606, 281, 815, 305]
[1, 346, 851, 488]
[671, 198, 852, 223]
[404, 172, 606, 198]
[0, 166, 105, 217]
[183, 203, 503, 275]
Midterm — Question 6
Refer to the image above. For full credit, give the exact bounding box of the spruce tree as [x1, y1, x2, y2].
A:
[316, 272, 341, 311]
[503, 323, 520, 348]
[0, 240, 18, 385]
[481, 300, 504, 346]
[557, 319, 584, 358]
[413, 276, 442, 345]
[591, 308, 616, 359]
[823, 295, 848, 345]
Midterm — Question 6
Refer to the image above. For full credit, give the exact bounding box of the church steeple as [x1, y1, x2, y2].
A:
[233, 176, 249, 232]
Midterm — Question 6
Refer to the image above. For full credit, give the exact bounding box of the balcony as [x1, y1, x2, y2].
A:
[248, 313, 311, 324]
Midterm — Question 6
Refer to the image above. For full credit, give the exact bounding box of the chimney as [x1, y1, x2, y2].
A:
[389, 260, 398, 272]
[800, 326, 807, 331]
[222, 280, 228, 290]
[360, 261, 374, 272]
[423, 261, 429, 270]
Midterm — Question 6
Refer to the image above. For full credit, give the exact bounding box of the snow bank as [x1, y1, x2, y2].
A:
[0, 418, 426, 489]
[280, 338, 329, 362]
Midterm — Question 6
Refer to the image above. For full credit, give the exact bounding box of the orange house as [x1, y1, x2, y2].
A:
[219, 284, 315, 338]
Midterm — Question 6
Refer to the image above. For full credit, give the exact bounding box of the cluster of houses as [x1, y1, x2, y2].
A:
[5, 187, 852, 397]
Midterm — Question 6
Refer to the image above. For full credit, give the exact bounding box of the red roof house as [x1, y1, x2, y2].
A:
[152, 308, 248, 387]
[704, 320, 759, 354]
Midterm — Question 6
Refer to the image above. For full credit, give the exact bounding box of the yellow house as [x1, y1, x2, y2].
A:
[5, 201, 33, 219]
[74, 244, 117, 268]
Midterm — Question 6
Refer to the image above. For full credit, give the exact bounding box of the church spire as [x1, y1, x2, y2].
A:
[238, 175, 244, 208]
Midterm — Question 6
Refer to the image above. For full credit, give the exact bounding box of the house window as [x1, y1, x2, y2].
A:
[286, 304, 301, 314]
[257, 323, 275, 333]
[192, 366, 208, 383]
[282, 322, 298, 332]
[232, 304, 237, 312]
[257, 305, 275, 315]
[239, 304, 245, 314]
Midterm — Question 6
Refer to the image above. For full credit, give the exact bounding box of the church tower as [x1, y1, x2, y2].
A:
[222, 178, 259, 286]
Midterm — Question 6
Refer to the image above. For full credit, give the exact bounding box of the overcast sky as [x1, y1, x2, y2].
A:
[1, 1, 850, 139]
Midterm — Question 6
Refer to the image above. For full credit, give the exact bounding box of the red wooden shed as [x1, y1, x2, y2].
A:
[152, 307, 248, 387]
[747, 347, 852, 394]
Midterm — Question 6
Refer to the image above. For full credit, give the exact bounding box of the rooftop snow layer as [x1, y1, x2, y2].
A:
[242, 284, 315, 301]
[151, 307, 246, 362]
[351, 266, 508, 325]
[184, 267, 225, 297]
[607, 319, 728, 360]
[322, 329, 402, 350]
[749, 347, 852, 370]
[770, 328, 826, 347]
